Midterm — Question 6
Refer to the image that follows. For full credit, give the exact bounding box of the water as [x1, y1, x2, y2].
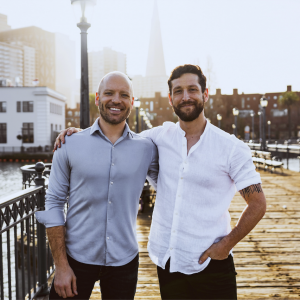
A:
[0, 162, 24, 198]
[282, 158, 299, 173]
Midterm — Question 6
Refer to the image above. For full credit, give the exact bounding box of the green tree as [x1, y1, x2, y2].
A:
[278, 91, 299, 138]
[89, 93, 99, 126]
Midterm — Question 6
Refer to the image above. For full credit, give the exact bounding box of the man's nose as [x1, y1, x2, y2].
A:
[111, 93, 121, 103]
[182, 89, 190, 101]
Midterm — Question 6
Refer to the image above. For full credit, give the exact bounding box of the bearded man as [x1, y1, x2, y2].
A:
[36, 71, 159, 299]
[55, 64, 266, 300]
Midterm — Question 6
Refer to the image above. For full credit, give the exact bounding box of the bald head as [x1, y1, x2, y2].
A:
[97, 71, 133, 97]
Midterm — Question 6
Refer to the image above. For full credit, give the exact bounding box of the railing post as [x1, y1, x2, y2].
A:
[34, 162, 49, 296]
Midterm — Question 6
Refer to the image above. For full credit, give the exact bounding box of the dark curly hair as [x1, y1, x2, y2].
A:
[168, 64, 207, 95]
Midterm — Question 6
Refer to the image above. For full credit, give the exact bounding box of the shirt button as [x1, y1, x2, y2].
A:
[110, 181, 113, 185]
[180, 177, 183, 179]
[112, 163, 114, 166]
[175, 212, 178, 215]
[170, 247, 173, 250]
[107, 237, 110, 239]
[109, 201, 111, 204]
[173, 230, 175, 233]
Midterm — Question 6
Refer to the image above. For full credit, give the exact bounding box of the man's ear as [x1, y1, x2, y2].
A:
[203, 88, 209, 104]
[95, 92, 99, 106]
[168, 93, 173, 107]
[131, 96, 134, 108]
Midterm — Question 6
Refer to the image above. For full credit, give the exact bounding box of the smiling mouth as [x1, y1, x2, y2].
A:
[108, 107, 122, 113]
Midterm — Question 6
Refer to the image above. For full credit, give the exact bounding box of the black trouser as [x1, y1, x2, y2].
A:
[49, 254, 139, 300]
[157, 255, 237, 300]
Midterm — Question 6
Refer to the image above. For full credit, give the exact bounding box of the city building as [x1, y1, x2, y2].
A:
[0, 23, 77, 107]
[207, 85, 300, 140]
[88, 47, 126, 94]
[0, 87, 65, 150]
[139, 92, 175, 127]
[132, 0, 169, 98]
[65, 102, 80, 129]
[0, 41, 35, 87]
[0, 14, 11, 32]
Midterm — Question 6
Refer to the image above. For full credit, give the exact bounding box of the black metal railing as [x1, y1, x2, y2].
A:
[0, 163, 52, 300]
[21, 163, 51, 189]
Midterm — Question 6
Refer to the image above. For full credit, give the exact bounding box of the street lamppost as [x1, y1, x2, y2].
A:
[267, 120, 271, 141]
[260, 96, 268, 150]
[258, 111, 262, 143]
[232, 108, 239, 136]
[140, 109, 145, 132]
[71, 0, 96, 129]
[217, 114, 222, 129]
[250, 112, 255, 140]
[134, 98, 141, 133]
[232, 124, 236, 135]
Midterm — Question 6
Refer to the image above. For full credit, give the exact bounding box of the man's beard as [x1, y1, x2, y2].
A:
[99, 102, 131, 125]
[172, 96, 204, 122]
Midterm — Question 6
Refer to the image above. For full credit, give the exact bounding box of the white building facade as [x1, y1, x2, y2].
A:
[0, 87, 65, 150]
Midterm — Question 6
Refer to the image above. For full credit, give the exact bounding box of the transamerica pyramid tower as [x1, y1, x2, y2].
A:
[132, 0, 168, 98]
[146, 0, 166, 77]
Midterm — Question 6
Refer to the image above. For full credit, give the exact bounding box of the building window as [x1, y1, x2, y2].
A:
[247, 97, 250, 100]
[68, 110, 73, 116]
[273, 104, 277, 108]
[241, 98, 245, 108]
[146, 108, 149, 111]
[0, 123, 7, 143]
[150, 101, 154, 111]
[17, 101, 21, 112]
[22, 123, 34, 143]
[59, 125, 62, 130]
[253, 97, 256, 100]
[274, 96, 277, 100]
[145, 102, 149, 105]
[75, 111, 80, 117]
[50, 103, 62, 115]
[23, 101, 34, 112]
[0, 102, 7, 112]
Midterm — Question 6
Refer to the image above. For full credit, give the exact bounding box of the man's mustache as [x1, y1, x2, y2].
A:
[177, 101, 197, 108]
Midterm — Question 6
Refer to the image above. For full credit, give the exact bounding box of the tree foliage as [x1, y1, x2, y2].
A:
[278, 91, 299, 107]
[89, 93, 99, 125]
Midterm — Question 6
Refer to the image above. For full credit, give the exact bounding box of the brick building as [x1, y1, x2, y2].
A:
[207, 85, 300, 140]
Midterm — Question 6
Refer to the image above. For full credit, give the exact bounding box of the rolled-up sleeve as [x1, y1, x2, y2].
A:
[35, 144, 70, 228]
[228, 140, 262, 192]
[146, 141, 159, 190]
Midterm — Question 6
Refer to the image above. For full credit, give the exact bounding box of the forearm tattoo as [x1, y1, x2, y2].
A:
[239, 183, 263, 200]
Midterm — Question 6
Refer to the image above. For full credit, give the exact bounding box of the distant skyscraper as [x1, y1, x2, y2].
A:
[132, 0, 168, 98]
[88, 47, 126, 93]
[0, 41, 35, 87]
[0, 14, 11, 32]
[0, 26, 77, 107]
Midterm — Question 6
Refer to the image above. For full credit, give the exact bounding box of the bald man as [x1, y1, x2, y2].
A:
[35, 72, 159, 300]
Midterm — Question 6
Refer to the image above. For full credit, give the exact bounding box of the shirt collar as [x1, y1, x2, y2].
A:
[90, 118, 133, 139]
[176, 118, 210, 137]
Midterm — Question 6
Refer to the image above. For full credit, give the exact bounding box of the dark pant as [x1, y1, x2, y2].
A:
[49, 254, 139, 300]
[157, 255, 237, 300]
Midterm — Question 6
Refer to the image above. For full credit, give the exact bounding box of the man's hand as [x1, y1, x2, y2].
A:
[53, 127, 81, 151]
[54, 265, 77, 298]
[199, 238, 230, 264]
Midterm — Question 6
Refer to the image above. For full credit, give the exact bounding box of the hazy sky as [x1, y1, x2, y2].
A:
[1, 0, 299, 94]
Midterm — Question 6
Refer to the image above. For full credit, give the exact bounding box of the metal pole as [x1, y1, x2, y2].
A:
[234, 116, 237, 136]
[78, 22, 91, 129]
[35, 162, 49, 296]
[252, 115, 254, 139]
[268, 123, 271, 140]
[141, 116, 144, 132]
[287, 144, 289, 170]
[218, 120, 221, 129]
[135, 107, 139, 133]
[262, 107, 266, 151]
[259, 113, 262, 148]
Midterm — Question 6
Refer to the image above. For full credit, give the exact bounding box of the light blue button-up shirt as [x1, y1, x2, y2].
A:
[35, 119, 158, 266]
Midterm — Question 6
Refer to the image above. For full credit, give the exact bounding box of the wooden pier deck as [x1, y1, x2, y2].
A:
[91, 169, 300, 299]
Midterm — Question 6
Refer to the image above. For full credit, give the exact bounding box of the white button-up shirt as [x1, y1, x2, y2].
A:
[140, 121, 261, 274]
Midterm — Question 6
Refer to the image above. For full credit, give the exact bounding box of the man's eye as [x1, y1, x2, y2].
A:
[122, 94, 129, 98]
[174, 90, 181, 94]
[190, 88, 197, 92]
[105, 92, 112, 95]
